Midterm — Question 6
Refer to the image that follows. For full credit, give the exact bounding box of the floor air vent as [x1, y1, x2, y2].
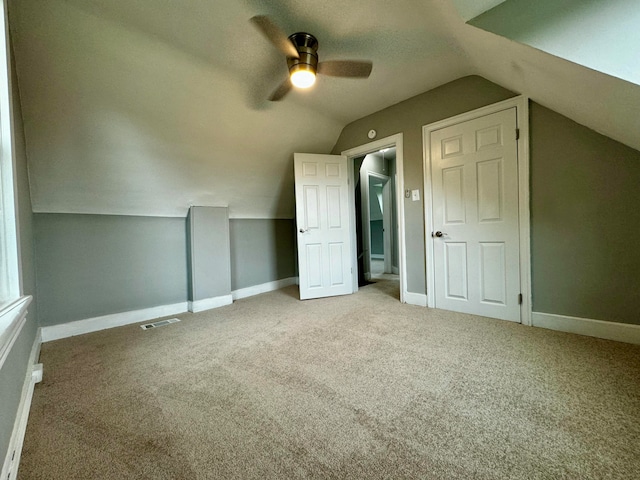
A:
[141, 318, 181, 330]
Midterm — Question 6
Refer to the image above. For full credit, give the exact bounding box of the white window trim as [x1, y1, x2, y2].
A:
[0, 295, 32, 370]
[0, 0, 29, 370]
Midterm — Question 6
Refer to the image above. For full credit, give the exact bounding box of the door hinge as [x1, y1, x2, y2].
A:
[515, 128, 520, 140]
[518, 293, 523, 305]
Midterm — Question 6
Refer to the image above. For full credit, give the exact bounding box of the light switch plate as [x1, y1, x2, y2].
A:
[411, 189, 420, 201]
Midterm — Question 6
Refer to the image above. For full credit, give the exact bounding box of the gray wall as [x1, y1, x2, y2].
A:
[333, 76, 517, 294]
[33, 216, 297, 326]
[333, 74, 640, 325]
[229, 219, 296, 291]
[187, 207, 231, 301]
[35, 214, 189, 326]
[530, 104, 640, 325]
[0, 40, 38, 469]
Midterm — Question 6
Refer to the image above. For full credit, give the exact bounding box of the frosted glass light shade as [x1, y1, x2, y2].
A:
[290, 66, 316, 89]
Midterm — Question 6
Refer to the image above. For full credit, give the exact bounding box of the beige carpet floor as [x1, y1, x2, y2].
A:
[19, 278, 640, 479]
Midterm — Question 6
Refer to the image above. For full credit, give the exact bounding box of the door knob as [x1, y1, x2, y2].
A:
[299, 228, 308, 233]
[433, 231, 444, 238]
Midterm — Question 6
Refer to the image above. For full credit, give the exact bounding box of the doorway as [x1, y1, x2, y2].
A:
[357, 152, 397, 283]
[342, 134, 407, 303]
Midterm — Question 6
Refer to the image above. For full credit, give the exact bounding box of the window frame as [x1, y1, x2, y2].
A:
[0, 0, 32, 371]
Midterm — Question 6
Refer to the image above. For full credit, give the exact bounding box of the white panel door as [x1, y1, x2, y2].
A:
[431, 108, 520, 322]
[294, 153, 353, 300]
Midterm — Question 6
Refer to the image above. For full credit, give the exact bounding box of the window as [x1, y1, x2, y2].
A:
[0, 0, 31, 370]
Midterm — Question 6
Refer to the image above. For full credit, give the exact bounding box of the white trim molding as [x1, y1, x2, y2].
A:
[1, 328, 42, 480]
[232, 277, 298, 301]
[422, 96, 532, 325]
[40, 278, 302, 341]
[188, 295, 233, 313]
[41, 302, 189, 342]
[342, 133, 407, 304]
[532, 312, 640, 345]
[404, 292, 428, 307]
[0, 295, 32, 370]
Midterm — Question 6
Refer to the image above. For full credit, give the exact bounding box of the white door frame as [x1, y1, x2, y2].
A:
[381, 175, 392, 274]
[364, 171, 391, 276]
[342, 133, 407, 303]
[422, 96, 532, 326]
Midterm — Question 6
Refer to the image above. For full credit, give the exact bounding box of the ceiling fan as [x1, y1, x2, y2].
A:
[250, 15, 373, 101]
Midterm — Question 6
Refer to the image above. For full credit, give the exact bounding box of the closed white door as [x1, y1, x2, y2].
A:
[430, 108, 520, 322]
[294, 153, 353, 300]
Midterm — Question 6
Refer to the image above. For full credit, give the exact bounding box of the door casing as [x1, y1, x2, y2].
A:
[422, 96, 532, 326]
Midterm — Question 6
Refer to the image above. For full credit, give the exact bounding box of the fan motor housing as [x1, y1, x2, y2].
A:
[287, 32, 318, 75]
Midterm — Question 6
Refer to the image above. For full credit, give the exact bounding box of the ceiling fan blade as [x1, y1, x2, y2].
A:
[269, 78, 292, 101]
[250, 15, 299, 59]
[318, 60, 373, 78]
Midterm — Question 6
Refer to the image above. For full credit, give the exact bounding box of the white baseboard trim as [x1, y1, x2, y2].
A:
[404, 291, 427, 307]
[532, 312, 640, 345]
[40, 278, 302, 342]
[188, 295, 233, 313]
[1, 329, 42, 480]
[392, 266, 399, 275]
[232, 277, 298, 301]
[41, 302, 189, 342]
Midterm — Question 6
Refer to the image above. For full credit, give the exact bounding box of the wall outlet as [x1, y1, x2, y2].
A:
[411, 189, 420, 201]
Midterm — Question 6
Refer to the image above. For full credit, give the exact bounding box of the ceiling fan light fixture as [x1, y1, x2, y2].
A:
[290, 64, 316, 89]
[250, 17, 372, 101]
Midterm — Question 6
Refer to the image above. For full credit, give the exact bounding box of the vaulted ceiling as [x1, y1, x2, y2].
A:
[9, 0, 640, 218]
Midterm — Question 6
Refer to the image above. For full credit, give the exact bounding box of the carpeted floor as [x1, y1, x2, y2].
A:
[19, 278, 640, 479]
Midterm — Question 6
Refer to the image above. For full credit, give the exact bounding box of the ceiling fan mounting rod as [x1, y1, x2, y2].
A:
[287, 32, 319, 75]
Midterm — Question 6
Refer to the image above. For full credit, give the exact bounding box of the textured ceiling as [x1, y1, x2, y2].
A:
[8, 0, 640, 218]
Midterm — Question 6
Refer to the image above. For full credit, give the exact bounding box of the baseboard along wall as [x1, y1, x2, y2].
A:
[39, 281, 639, 347]
[188, 295, 233, 313]
[41, 277, 299, 342]
[404, 292, 428, 307]
[1, 329, 42, 480]
[532, 312, 640, 345]
[41, 302, 190, 342]
[232, 277, 298, 301]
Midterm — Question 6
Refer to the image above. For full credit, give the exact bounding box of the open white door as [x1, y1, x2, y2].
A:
[294, 153, 353, 300]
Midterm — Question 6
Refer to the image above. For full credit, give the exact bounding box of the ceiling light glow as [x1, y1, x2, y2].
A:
[290, 65, 316, 89]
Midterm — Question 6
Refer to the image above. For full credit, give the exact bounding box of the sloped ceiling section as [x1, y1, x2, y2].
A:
[9, 0, 640, 218]
[9, 0, 470, 218]
[470, 0, 640, 87]
[451, 0, 507, 22]
[443, 2, 640, 153]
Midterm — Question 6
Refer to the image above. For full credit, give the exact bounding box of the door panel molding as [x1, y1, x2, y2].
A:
[423, 96, 531, 325]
